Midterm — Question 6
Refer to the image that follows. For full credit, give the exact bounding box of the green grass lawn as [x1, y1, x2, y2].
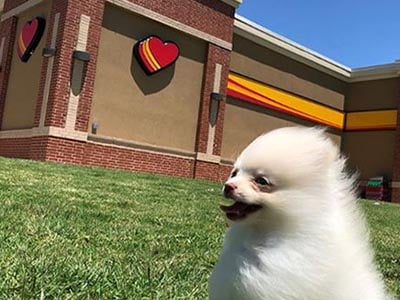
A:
[0, 157, 399, 299]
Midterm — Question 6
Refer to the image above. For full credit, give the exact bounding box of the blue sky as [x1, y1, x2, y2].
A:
[237, 1, 400, 68]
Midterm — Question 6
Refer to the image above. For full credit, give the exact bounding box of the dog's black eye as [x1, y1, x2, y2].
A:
[254, 176, 270, 186]
[231, 169, 238, 178]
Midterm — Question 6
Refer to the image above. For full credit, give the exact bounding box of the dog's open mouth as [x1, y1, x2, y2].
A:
[220, 201, 262, 221]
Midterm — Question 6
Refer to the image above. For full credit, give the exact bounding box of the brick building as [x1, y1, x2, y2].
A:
[0, 0, 399, 202]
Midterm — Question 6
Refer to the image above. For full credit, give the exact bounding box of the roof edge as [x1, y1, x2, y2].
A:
[234, 14, 400, 82]
[234, 15, 351, 81]
[220, 0, 242, 8]
[350, 62, 400, 82]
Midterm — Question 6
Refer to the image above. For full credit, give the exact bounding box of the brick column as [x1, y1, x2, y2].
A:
[33, 4, 62, 127]
[40, 0, 72, 128]
[211, 46, 231, 157]
[34, 0, 105, 164]
[0, 17, 18, 129]
[390, 77, 400, 203]
[193, 43, 232, 181]
[73, 1, 104, 132]
[42, 0, 105, 130]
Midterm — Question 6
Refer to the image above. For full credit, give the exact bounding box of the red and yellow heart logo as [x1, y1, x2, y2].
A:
[134, 36, 180, 75]
[17, 17, 46, 63]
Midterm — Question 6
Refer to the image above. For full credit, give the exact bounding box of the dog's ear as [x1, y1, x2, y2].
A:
[305, 127, 339, 168]
[323, 138, 339, 167]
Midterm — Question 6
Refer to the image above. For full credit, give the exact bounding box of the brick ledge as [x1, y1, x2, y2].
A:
[88, 134, 196, 160]
[1, 0, 43, 21]
[196, 152, 221, 164]
[0, 127, 88, 141]
[106, 0, 232, 50]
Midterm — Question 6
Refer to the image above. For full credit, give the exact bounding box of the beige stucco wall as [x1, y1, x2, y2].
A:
[221, 97, 341, 161]
[90, 4, 205, 152]
[230, 34, 347, 111]
[223, 34, 343, 161]
[343, 78, 399, 181]
[1, 1, 50, 130]
[346, 78, 400, 111]
[342, 131, 396, 180]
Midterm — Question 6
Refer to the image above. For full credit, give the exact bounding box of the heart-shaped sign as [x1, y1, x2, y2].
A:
[134, 36, 180, 75]
[17, 17, 46, 63]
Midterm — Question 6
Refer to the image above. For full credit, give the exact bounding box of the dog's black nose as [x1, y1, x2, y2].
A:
[223, 183, 237, 197]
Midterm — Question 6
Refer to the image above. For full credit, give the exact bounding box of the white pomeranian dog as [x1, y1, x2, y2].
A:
[209, 126, 391, 300]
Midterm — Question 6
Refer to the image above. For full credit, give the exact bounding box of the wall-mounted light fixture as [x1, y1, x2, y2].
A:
[42, 47, 56, 58]
[209, 92, 224, 126]
[91, 122, 99, 134]
[72, 50, 90, 62]
[211, 92, 223, 101]
[70, 50, 91, 96]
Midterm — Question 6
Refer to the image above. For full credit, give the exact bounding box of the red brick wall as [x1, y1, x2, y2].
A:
[0, 0, 237, 183]
[30, 136, 49, 160]
[391, 189, 400, 204]
[219, 164, 232, 182]
[0, 17, 18, 129]
[0, 0, 235, 33]
[45, 136, 86, 163]
[83, 141, 195, 178]
[194, 160, 225, 182]
[127, 0, 235, 42]
[0, 133, 235, 181]
[0, 136, 48, 159]
[42, 136, 196, 178]
[0, 137, 33, 158]
[3, 0, 30, 12]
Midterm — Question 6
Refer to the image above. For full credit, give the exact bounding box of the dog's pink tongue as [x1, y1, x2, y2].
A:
[220, 202, 248, 221]
[220, 201, 262, 221]
[220, 201, 248, 214]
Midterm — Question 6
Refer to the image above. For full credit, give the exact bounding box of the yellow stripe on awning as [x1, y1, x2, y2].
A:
[346, 110, 397, 130]
[228, 73, 344, 129]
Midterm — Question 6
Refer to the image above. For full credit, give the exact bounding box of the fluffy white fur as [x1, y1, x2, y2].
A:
[209, 127, 391, 300]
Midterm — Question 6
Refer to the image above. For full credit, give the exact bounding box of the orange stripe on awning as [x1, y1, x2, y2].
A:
[227, 73, 344, 129]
